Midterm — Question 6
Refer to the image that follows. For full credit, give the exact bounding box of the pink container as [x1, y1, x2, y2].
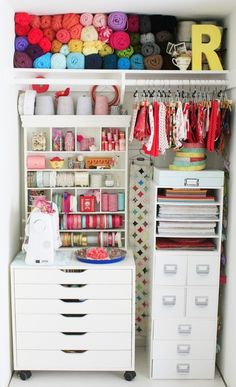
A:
[101, 193, 109, 211]
[108, 193, 118, 212]
[27, 156, 46, 169]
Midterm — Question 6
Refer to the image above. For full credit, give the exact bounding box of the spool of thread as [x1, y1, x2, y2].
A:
[90, 174, 103, 187]
[76, 95, 93, 115]
[87, 235, 98, 245]
[118, 192, 125, 211]
[101, 193, 109, 211]
[35, 95, 55, 115]
[177, 21, 196, 42]
[94, 95, 109, 115]
[57, 96, 74, 115]
[108, 194, 118, 212]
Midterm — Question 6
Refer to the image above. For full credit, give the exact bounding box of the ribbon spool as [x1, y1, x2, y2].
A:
[91, 85, 120, 106]
[32, 76, 49, 93]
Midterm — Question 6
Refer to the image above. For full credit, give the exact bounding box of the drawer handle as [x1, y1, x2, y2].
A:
[60, 284, 87, 288]
[62, 350, 87, 354]
[61, 314, 87, 318]
[178, 324, 192, 335]
[60, 299, 87, 303]
[177, 364, 190, 374]
[61, 332, 87, 336]
[60, 269, 87, 273]
[184, 178, 199, 187]
[162, 295, 176, 306]
[177, 344, 191, 354]
[164, 264, 177, 274]
[196, 264, 210, 275]
[195, 296, 208, 306]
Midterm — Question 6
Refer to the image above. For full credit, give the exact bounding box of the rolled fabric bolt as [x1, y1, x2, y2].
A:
[80, 13, 93, 26]
[39, 36, 52, 53]
[81, 26, 98, 42]
[26, 44, 44, 60]
[141, 42, 160, 57]
[116, 45, 134, 58]
[56, 28, 71, 44]
[15, 12, 31, 26]
[129, 32, 140, 46]
[99, 43, 113, 57]
[127, 15, 140, 32]
[93, 13, 107, 28]
[28, 27, 44, 44]
[140, 15, 151, 33]
[60, 44, 70, 56]
[43, 28, 56, 41]
[144, 54, 163, 70]
[51, 14, 63, 31]
[151, 15, 177, 33]
[108, 12, 127, 31]
[103, 53, 117, 69]
[62, 13, 80, 30]
[15, 36, 29, 52]
[109, 31, 130, 50]
[133, 44, 142, 53]
[98, 26, 113, 43]
[30, 15, 41, 28]
[140, 32, 155, 44]
[40, 15, 52, 29]
[83, 42, 99, 56]
[70, 23, 83, 39]
[14, 51, 32, 68]
[66, 52, 85, 69]
[155, 30, 173, 43]
[15, 23, 30, 36]
[117, 57, 130, 69]
[94, 95, 109, 115]
[130, 53, 144, 69]
[68, 39, 83, 53]
[85, 54, 103, 69]
[51, 53, 66, 69]
[33, 52, 52, 68]
[51, 39, 62, 53]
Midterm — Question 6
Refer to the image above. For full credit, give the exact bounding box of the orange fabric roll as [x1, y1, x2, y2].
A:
[40, 15, 52, 29]
[51, 39, 62, 53]
[62, 13, 80, 30]
[52, 14, 63, 32]
[30, 15, 41, 28]
[70, 23, 83, 39]
[43, 28, 56, 41]
[56, 29, 71, 44]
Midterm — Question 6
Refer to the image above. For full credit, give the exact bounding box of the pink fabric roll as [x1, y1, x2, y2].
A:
[109, 31, 130, 50]
[56, 29, 71, 44]
[52, 14, 63, 31]
[80, 13, 93, 26]
[70, 23, 83, 39]
[40, 15, 52, 29]
[94, 95, 109, 115]
[93, 13, 107, 28]
[98, 26, 113, 43]
[127, 15, 140, 32]
[62, 13, 80, 30]
[108, 194, 118, 212]
[101, 193, 109, 212]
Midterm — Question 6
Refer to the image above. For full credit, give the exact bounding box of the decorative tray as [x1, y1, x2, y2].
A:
[76, 247, 127, 264]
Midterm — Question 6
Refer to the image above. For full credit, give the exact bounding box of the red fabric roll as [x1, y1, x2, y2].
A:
[39, 37, 52, 53]
[28, 28, 44, 44]
[70, 23, 83, 39]
[56, 29, 71, 43]
[40, 15, 52, 29]
[52, 14, 63, 32]
[62, 13, 80, 30]
[43, 28, 56, 41]
[127, 15, 140, 33]
[30, 15, 41, 28]
[15, 12, 31, 26]
[109, 31, 130, 51]
[15, 23, 30, 36]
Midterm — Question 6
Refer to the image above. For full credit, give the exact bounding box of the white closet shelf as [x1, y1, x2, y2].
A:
[26, 151, 126, 155]
[60, 229, 125, 232]
[157, 201, 220, 206]
[27, 187, 125, 190]
[156, 217, 220, 222]
[27, 169, 125, 172]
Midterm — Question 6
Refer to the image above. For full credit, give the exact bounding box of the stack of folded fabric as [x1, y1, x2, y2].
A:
[156, 238, 216, 250]
[169, 143, 207, 171]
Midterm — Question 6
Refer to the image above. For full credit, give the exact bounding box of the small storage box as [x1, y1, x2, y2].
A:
[27, 156, 46, 170]
[153, 168, 224, 188]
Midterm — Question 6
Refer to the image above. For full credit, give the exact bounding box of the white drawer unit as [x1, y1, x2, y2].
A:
[149, 169, 224, 379]
[11, 249, 136, 381]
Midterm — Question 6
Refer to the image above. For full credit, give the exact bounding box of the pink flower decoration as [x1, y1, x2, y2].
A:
[77, 134, 84, 142]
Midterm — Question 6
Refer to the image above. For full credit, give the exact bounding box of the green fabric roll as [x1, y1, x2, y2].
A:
[129, 32, 140, 46]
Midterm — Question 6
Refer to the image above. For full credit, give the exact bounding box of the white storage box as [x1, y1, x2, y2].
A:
[153, 168, 224, 188]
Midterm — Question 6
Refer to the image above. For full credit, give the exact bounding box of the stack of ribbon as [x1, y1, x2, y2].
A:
[169, 143, 207, 171]
[14, 12, 177, 70]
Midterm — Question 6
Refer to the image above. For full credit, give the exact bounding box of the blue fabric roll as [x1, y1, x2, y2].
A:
[33, 53, 52, 69]
[51, 53, 66, 69]
[130, 53, 144, 70]
[66, 53, 85, 69]
[60, 44, 70, 56]
[85, 54, 103, 69]
[117, 57, 130, 69]
[103, 54, 117, 69]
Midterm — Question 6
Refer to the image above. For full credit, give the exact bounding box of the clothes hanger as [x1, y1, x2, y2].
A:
[130, 148, 153, 165]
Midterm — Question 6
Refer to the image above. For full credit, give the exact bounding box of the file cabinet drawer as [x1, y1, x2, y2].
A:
[187, 256, 219, 286]
[154, 255, 187, 286]
[186, 287, 218, 318]
[152, 359, 215, 379]
[152, 287, 185, 318]
[152, 340, 215, 360]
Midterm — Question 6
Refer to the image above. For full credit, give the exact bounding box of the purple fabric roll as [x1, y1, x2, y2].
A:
[15, 36, 29, 52]
[108, 12, 127, 31]
[26, 44, 44, 61]
[14, 51, 32, 68]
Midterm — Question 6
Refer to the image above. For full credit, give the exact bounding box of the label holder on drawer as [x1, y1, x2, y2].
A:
[178, 324, 192, 335]
[162, 295, 176, 306]
[177, 363, 190, 374]
[195, 296, 209, 307]
[164, 264, 178, 275]
[177, 344, 191, 354]
[184, 178, 199, 187]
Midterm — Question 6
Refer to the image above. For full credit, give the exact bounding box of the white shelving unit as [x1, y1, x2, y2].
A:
[21, 115, 130, 249]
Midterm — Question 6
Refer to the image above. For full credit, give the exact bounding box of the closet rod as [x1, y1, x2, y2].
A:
[126, 79, 229, 87]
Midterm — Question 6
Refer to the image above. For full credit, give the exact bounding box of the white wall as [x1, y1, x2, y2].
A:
[0, 2, 21, 387]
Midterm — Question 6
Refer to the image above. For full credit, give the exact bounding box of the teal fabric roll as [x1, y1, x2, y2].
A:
[103, 53, 117, 69]
[66, 53, 85, 69]
[130, 53, 144, 69]
[51, 53, 66, 69]
[117, 57, 130, 69]
[33, 52, 52, 68]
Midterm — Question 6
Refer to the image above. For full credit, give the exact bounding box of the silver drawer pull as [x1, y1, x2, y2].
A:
[178, 324, 192, 334]
[60, 284, 87, 288]
[177, 364, 190, 374]
[177, 344, 191, 354]
[195, 296, 209, 306]
[61, 314, 87, 318]
[62, 350, 87, 353]
[184, 178, 199, 187]
[61, 332, 87, 336]
[60, 299, 87, 303]
[162, 295, 176, 306]
[164, 264, 177, 274]
[196, 264, 210, 275]
[60, 269, 87, 273]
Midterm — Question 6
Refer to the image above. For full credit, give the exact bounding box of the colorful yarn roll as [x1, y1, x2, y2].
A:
[60, 44, 70, 56]
[109, 31, 130, 50]
[127, 15, 140, 33]
[30, 15, 41, 28]
[40, 15, 52, 29]
[56, 29, 71, 44]
[85, 54, 103, 69]
[66, 53, 85, 69]
[117, 57, 130, 69]
[99, 43, 113, 57]
[14, 51, 32, 68]
[51, 53, 66, 69]
[15, 23, 30, 36]
[144, 54, 163, 70]
[28, 28, 44, 44]
[140, 15, 151, 33]
[52, 15, 63, 31]
[80, 13, 93, 26]
[155, 30, 173, 43]
[70, 23, 83, 39]
[33, 52, 52, 68]
[68, 39, 83, 53]
[83, 42, 99, 56]
[108, 12, 127, 31]
[93, 13, 107, 28]
[81, 26, 98, 42]
[43, 28, 56, 41]
[116, 45, 134, 58]
[130, 53, 144, 69]
[51, 39, 62, 53]
[140, 32, 155, 44]
[129, 32, 140, 46]
[39, 37, 52, 53]
[141, 42, 160, 57]
[103, 54, 117, 69]
[98, 26, 113, 43]
[62, 13, 80, 30]
[133, 44, 142, 53]
[15, 37, 29, 52]
[26, 44, 44, 60]
[15, 12, 31, 26]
